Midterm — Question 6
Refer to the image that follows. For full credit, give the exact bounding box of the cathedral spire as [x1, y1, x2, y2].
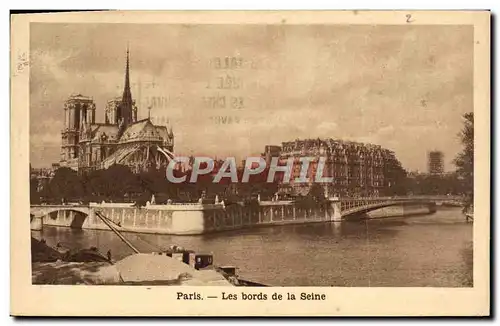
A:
[124, 45, 131, 99]
[118, 45, 134, 128]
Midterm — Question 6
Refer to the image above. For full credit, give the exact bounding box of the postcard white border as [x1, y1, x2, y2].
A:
[10, 10, 490, 316]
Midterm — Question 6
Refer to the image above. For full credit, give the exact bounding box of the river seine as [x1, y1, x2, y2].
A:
[31, 207, 473, 287]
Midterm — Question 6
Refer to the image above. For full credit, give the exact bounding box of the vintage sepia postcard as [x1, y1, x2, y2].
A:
[11, 10, 490, 316]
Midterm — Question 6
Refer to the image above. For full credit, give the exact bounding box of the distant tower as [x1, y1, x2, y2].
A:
[117, 47, 136, 128]
[105, 98, 138, 125]
[105, 97, 121, 124]
[60, 94, 96, 170]
[428, 151, 444, 175]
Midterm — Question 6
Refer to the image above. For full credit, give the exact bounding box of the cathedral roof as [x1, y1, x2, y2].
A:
[118, 118, 164, 144]
[67, 94, 93, 102]
[154, 125, 172, 140]
[90, 124, 119, 142]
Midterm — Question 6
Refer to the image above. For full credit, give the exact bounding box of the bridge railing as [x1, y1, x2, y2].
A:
[30, 203, 86, 208]
[335, 195, 464, 202]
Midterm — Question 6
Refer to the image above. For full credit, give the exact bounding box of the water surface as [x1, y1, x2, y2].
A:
[32, 207, 473, 287]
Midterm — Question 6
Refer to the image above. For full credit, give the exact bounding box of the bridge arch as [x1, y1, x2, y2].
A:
[30, 206, 91, 229]
[341, 200, 436, 220]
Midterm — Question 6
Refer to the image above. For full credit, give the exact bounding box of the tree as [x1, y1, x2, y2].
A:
[383, 152, 408, 196]
[30, 177, 40, 204]
[84, 164, 141, 202]
[295, 183, 327, 209]
[308, 183, 326, 202]
[454, 112, 474, 201]
[138, 168, 182, 203]
[41, 167, 84, 203]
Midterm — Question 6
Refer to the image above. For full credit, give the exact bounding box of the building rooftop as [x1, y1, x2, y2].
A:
[91, 124, 120, 141]
[66, 94, 94, 102]
[119, 118, 164, 143]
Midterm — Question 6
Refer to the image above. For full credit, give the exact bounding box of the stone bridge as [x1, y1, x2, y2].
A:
[30, 204, 93, 230]
[30, 205, 91, 218]
[335, 195, 463, 218]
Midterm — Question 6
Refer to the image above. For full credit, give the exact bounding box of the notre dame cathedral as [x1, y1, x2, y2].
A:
[59, 49, 175, 174]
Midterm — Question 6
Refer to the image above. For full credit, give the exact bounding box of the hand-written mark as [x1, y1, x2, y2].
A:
[130, 81, 158, 90]
[210, 115, 242, 125]
[150, 115, 171, 126]
[203, 95, 226, 109]
[16, 52, 29, 75]
[202, 96, 244, 110]
[211, 57, 244, 70]
[406, 14, 414, 23]
[231, 96, 244, 110]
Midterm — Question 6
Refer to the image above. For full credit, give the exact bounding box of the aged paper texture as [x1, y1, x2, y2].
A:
[11, 10, 490, 316]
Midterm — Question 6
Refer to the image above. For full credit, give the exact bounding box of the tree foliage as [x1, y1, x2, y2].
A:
[382, 153, 408, 196]
[295, 183, 327, 209]
[453, 112, 474, 197]
[405, 173, 463, 196]
[39, 167, 84, 203]
[30, 177, 40, 204]
[32, 163, 279, 205]
[83, 164, 142, 202]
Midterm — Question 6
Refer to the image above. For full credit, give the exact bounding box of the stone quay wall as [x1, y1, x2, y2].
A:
[35, 201, 342, 235]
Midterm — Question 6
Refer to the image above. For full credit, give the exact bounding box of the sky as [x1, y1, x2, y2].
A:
[29, 23, 473, 172]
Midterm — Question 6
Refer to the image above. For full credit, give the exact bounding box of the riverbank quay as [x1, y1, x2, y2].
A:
[31, 197, 452, 235]
[31, 237, 233, 286]
[31, 200, 339, 235]
[30, 197, 454, 235]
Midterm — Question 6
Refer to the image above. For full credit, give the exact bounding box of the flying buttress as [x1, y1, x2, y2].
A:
[156, 146, 176, 161]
